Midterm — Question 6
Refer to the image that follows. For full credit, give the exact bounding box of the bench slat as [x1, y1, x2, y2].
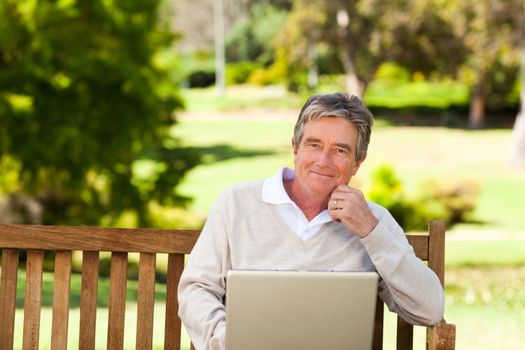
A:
[164, 253, 185, 350]
[51, 250, 72, 350]
[79, 251, 100, 350]
[0, 225, 199, 254]
[0, 248, 19, 350]
[136, 253, 157, 350]
[396, 316, 414, 350]
[23, 249, 44, 350]
[372, 296, 384, 350]
[428, 221, 446, 286]
[107, 252, 128, 350]
[405, 234, 429, 260]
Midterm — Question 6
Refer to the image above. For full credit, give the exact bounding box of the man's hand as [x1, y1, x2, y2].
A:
[328, 184, 378, 238]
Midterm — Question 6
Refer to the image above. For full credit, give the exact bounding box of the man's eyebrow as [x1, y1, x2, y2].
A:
[303, 137, 321, 143]
[303, 137, 353, 151]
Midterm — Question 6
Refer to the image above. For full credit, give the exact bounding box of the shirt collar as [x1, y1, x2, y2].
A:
[262, 167, 332, 224]
[262, 167, 295, 204]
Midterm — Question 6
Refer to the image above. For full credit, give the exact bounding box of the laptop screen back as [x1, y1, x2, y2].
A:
[225, 270, 379, 350]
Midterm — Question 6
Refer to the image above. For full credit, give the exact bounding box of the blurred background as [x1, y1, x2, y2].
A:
[1, 0, 524, 348]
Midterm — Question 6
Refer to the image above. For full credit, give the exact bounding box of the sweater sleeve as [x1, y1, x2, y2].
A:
[178, 191, 231, 350]
[360, 206, 445, 326]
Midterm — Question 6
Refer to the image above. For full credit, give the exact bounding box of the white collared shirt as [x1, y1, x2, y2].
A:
[261, 167, 333, 241]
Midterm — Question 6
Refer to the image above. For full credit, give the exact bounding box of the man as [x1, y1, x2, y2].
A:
[178, 93, 444, 350]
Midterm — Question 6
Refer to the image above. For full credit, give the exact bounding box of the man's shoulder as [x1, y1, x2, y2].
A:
[223, 179, 264, 196]
[214, 180, 264, 208]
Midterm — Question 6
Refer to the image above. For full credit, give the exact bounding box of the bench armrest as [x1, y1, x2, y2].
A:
[427, 321, 456, 350]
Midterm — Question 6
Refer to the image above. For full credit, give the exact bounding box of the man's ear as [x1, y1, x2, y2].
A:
[292, 138, 298, 155]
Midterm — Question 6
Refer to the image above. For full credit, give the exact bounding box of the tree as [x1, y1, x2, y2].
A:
[273, 0, 325, 91]
[0, 0, 198, 226]
[443, 0, 521, 128]
[278, 0, 465, 97]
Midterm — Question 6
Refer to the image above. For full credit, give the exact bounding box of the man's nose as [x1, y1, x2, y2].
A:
[315, 148, 333, 167]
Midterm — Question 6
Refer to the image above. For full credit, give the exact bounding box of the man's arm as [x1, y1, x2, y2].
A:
[329, 184, 444, 325]
[360, 216, 445, 325]
[178, 193, 231, 350]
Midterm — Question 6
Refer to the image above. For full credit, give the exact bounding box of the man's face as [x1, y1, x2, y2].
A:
[293, 117, 364, 200]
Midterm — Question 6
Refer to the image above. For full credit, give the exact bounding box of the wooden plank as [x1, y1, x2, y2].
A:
[372, 296, 384, 350]
[0, 224, 199, 254]
[107, 252, 128, 350]
[164, 253, 185, 350]
[136, 253, 157, 350]
[428, 220, 446, 286]
[405, 234, 429, 260]
[0, 248, 19, 350]
[79, 251, 100, 350]
[22, 249, 44, 350]
[396, 316, 413, 350]
[51, 251, 72, 350]
[427, 322, 456, 350]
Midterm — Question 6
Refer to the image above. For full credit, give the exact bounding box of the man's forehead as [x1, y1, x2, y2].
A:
[302, 117, 357, 135]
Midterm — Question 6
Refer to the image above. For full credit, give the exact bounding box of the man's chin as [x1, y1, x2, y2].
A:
[308, 187, 334, 202]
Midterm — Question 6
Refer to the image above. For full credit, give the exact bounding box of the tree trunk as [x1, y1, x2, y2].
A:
[344, 73, 367, 99]
[510, 113, 525, 168]
[213, 0, 225, 96]
[469, 79, 485, 129]
[510, 46, 525, 169]
[307, 42, 318, 90]
[337, 47, 368, 98]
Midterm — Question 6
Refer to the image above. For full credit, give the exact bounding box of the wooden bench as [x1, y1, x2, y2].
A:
[0, 221, 455, 350]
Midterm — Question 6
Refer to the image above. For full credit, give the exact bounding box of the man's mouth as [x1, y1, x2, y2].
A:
[310, 171, 333, 178]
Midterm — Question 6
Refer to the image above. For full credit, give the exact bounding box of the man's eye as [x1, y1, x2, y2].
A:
[336, 148, 348, 154]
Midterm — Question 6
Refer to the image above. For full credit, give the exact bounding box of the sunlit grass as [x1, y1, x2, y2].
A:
[365, 80, 469, 108]
[180, 80, 470, 113]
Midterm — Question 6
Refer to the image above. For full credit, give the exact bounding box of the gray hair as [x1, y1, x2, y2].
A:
[293, 93, 374, 161]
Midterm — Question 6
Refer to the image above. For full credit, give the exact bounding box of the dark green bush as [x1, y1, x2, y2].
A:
[188, 70, 215, 88]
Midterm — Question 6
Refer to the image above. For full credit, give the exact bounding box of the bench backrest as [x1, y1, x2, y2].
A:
[0, 221, 446, 350]
[0, 225, 199, 350]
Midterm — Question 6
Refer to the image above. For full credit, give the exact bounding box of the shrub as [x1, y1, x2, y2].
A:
[367, 166, 428, 231]
[226, 62, 262, 85]
[188, 70, 215, 88]
[419, 179, 480, 224]
[366, 165, 480, 231]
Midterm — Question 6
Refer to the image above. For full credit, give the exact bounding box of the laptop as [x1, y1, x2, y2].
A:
[225, 270, 379, 350]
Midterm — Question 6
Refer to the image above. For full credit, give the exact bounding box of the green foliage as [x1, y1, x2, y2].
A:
[374, 63, 411, 83]
[367, 166, 427, 231]
[419, 179, 480, 224]
[367, 166, 479, 231]
[0, 0, 198, 226]
[226, 61, 261, 85]
[175, 52, 216, 88]
[225, 3, 288, 65]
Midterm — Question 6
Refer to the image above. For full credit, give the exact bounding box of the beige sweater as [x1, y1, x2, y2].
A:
[178, 181, 444, 350]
